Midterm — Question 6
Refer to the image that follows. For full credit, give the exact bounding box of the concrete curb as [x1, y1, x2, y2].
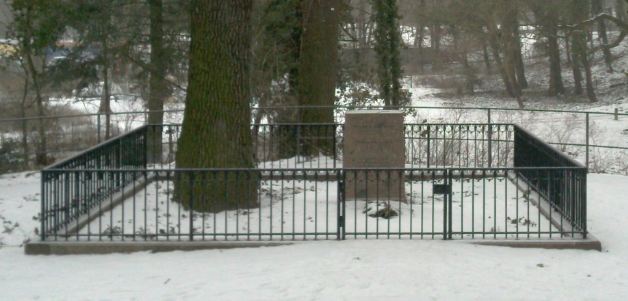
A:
[24, 235, 602, 255]
[24, 241, 293, 255]
[469, 234, 602, 251]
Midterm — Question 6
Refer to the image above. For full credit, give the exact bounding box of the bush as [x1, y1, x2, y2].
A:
[0, 138, 25, 173]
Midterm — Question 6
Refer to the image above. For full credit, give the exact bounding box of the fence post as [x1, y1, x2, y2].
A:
[585, 112, 590, 169]
[442, 169, 448, 240]
[487, 109, 492, 168]
[426, 125, 431, 168]
[40, 172, 46, 241]
[615, 108, 619, 121]
[448, 170, 453, 239]
[582, 172, 587, 239]
[332, 125, 337, 169]
[189, 173, 195, 241]
[336, 170, 345, 240]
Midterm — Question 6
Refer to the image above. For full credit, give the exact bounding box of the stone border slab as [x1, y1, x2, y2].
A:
[25, 235, 601, 255]
[25, 241, 293, 255]
[469, 235, 602, 251]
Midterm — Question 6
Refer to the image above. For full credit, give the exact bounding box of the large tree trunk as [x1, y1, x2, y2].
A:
[373, 0, 403, 109]
[501, 3, 524, 99]
[533, 5, 565, 96]
[24, 52, 47, 166]
[548, 26, 565, 96]
[21, 5, 48, 166]
[20, 67, 30, 168]
[511, 20, 528, 89]
[572, 0, 598, 102]
[269, 0, 302, 160]
[456, 31, 475, 94]
[297, 0, 340, 156]
[416, 0, 426, 73]
[618, 0, 627, 21]
[482, 36, 491, 71]
[571, 34, 586, 95]
[175, 0, 257, 212]
[593, 0, 614, 72]
[430, 24, 442, 71]
[571, 34, 584, 95]
[486, 11, 523, 108]
[99, 38, 112, 140]
[147, 0, 168, 163]
[487, 20, 515, 97]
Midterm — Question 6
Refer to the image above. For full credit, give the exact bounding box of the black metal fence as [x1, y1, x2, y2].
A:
[3, 105, 627, 174]
[143, 123, 515, 170]
[40, 123, 587, 242]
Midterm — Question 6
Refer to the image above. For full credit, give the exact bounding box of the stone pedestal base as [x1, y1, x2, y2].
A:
[343, 111, 405, 201]
[345, 170, 405, 201]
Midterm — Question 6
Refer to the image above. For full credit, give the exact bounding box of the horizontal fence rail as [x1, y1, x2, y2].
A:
[125, 123, 516, 170]
[2, 105, 626, 174]
[40, 123, 588, 242]
[40, 167, 587, 241]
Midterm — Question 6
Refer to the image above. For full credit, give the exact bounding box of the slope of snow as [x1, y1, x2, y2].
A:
[0, 172, 627, 300]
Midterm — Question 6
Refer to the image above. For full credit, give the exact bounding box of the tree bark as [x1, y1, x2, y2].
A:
[487, 18, 516, 98]
[147, 0, 168, 163]
[21, 5, 48, 166]
[511, 20, 528, 89]
[373, 0, 403, 109]
[482, 36, 491, 70]
[618, 0, 627, 21]
[548, 26, 565, 96]
[175, 0, 257, 212]
[501, 3, 525, 96]
[430, 24, 442, 71]
[593, 0, 614, 72]
[99, 36, 112, 139]
[532, 5, 565, 96]
[297, 0, 341, 156]
[19, 64, 30, 168]
[571, 0, 597, 102]
[417, 25, 425, 73]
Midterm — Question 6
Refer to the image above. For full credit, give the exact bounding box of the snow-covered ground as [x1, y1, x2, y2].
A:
[77, 172, 554, 240]
[1, 171, 627, 300]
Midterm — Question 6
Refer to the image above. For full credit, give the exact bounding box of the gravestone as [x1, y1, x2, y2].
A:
[343, 111, 405, 201]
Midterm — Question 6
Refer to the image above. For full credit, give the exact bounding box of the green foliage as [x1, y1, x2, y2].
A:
[257, 0, 302, 88]
[10, 0, 66, 55]
[371, 0, 405, 108]
[0, 138, 25, 173]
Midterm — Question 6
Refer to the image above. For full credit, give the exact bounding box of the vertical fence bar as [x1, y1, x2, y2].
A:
[336, 170, 344, 240]
[333, 125, 337, 169]
[585, 112, 590, 169]
[487, 110, 493, 168]
[189, 173, 195, 241]
[426, 125, 431, 168]
[40, 172, 46, 241]
[442, 170, 448, 240]
[582, 171, 588, 238]
[448, 170, 453, 239]
[341, 171, 346, 240]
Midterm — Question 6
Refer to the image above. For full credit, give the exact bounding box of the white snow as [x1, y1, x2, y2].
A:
[1, 171, 628, 300]
[79, 173, 554, 241]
